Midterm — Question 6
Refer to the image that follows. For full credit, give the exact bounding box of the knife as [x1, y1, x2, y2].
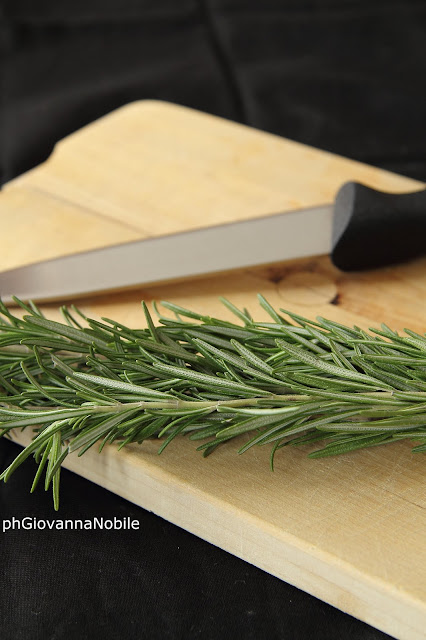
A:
[1, 181, 425, 304]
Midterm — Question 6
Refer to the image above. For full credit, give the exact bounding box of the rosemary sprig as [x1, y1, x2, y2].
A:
[0, 295, 424, 510]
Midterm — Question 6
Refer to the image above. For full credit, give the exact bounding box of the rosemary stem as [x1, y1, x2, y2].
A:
[5, 391, 426, 417]
[133, 394, 312, 411]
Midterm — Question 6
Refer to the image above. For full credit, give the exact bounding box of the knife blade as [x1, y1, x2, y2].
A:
[1, 181, 425, 303]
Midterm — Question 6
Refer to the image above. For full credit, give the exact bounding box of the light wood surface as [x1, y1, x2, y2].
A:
[2, 101, 426, 640]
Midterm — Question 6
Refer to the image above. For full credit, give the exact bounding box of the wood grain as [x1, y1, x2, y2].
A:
[2, 101, 425, 640]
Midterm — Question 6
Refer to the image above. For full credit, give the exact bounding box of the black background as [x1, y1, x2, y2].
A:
[1, 2, 425, 639]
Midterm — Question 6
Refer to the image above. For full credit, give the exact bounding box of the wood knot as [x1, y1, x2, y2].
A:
[277, 272, 338, 306]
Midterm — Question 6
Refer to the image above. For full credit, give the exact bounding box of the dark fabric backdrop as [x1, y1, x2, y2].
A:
[2, 2, 425, 639]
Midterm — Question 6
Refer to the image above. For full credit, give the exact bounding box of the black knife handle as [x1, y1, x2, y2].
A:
[331, 181, 426, 271]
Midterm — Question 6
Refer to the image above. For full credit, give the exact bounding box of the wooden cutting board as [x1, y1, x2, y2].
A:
[2, 101, 425, 640]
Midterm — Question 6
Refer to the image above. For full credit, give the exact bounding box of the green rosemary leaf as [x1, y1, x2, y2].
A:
[20, 360, 74, 407]
[276, 339, 392, 389]
[329, 340, 358, 372]
[12, 296, 43, 317]
[30, 441, 52, 493]
[0, 371, 19, 395]
[0, 419, 68, 482]
[66, 377, 119, 405]
[308, 433, 391, 458]
[258, 294, 287, 324]
[278, 327, 328, 355]
[50, 353, 77, 377]
[403, 330, 426, 352]
[202, 325, 258, 340]
[316, 316, 361, 340]
[219, 297, 253, 324]
[22, 315, 109, 349]
[230, 340, 275, 374]
[279, 307, 323, 329]
[142, 301, 161, 343]
[45, 433, 68, 491]
[361, 354, 426, 366]
[72, 372, 176, 399]
[154, 362, 271, 396]
[315, 416, 426, 432]
[412, 441, 426, 452]
[69, 409, 139, 454]
[135, 336, 199, 362]
[20, 337, 86, 352]
[182, 328, 235, 350]
[60, 305, 82, 329]
[159, 301, 207, 321]
[288, 371, 377, 392]
[216, 413, 287, 440]
[157, 411, 212, 453]
[0, 406, 98, 430]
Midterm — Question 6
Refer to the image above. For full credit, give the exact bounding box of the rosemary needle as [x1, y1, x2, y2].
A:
[0, 294, 424, 510]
